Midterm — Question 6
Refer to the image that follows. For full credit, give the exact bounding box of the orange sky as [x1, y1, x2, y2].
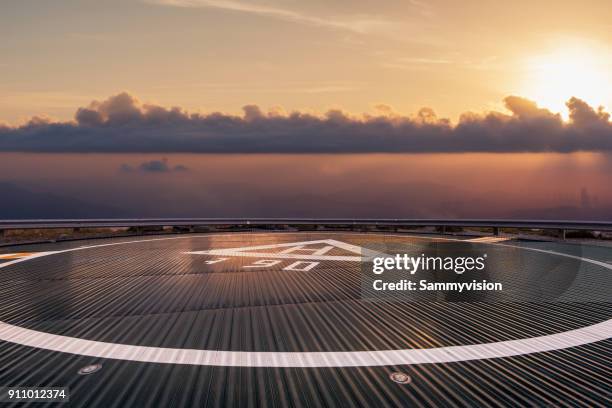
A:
[1, 0, 610, 124]
[1, 1, 610, 219]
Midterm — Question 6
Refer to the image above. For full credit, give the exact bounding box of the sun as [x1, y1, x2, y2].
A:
[520, 41, 611, 118]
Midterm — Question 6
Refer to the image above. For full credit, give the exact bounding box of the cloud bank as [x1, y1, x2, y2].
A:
[120, 158, 190, 173]
[0, 92, 610, 153]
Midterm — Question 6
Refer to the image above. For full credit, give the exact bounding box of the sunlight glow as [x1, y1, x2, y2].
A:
[521, 41, 611, 119]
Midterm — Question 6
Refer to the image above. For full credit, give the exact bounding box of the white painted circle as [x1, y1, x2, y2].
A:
[0, 233, 610, 368]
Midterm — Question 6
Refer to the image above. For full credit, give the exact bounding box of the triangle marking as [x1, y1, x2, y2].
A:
[185, 239, 383, 262]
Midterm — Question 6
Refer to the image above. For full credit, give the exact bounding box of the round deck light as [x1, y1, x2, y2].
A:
[78, 363, 102, 375]
[389, 372, 411, 384]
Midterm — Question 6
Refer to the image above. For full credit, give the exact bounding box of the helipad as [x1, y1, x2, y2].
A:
[0, 232, 610, 406]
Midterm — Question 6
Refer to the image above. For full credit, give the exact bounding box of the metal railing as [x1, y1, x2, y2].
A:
[1, 218, 611, 232]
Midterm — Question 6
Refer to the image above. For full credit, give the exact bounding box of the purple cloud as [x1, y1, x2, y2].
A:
[0, 92, 610, 153]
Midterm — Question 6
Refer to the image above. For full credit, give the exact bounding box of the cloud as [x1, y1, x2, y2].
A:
[145, 0, 390, 34]
[502, 96, 558, 120]
[120, 158, 190, 173]
[0, 92, 610, 153]
[566, 97, 611, 127]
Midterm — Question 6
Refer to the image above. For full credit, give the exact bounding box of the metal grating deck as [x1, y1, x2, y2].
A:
[0, 232, 610, 407]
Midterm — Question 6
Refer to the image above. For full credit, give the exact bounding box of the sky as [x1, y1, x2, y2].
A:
[1, 153, 610, 219]
[1, 0, 610, 124]
[0, 0, 611, 219]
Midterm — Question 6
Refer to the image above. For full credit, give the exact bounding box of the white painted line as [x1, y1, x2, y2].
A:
[467, 237, 511, 243]
[0, 319, 608, 368]
[0, 234, 610, 368]
[279, 245, 333, 255]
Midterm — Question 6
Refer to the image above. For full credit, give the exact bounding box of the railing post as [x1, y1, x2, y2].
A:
[560, 229, 566, 240]
[493, 227, 500, 236]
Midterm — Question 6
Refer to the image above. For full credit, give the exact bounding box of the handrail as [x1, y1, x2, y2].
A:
[1, 218, 611, 231]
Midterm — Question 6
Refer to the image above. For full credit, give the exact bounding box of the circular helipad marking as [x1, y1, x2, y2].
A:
[78, 363, 102, 375]
[389, 372, 412, 384]
[0, 233, 610, 368]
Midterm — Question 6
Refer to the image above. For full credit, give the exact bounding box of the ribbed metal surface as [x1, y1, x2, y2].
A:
[0, 233, 610, 407]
